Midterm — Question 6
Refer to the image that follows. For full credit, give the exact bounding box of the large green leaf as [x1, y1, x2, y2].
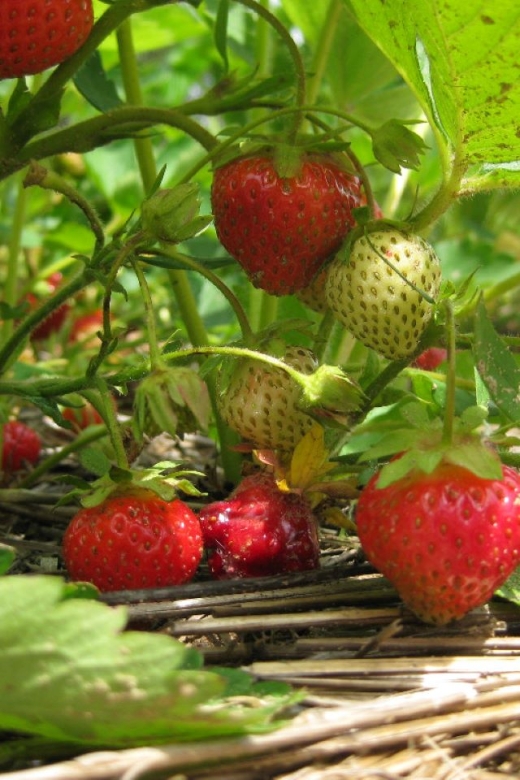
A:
[0, 576, 293, 747]
[344, 0, 520, 191]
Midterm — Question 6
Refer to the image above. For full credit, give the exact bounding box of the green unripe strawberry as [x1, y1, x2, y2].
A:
[325, 228, 441, 360]
[217, 345, 318, 452]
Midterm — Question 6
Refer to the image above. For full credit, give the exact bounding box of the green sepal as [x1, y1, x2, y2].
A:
[371, 119, 428, 173]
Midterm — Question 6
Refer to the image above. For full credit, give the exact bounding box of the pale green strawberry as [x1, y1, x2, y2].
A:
[217, 345, 318, 452]
[325, 228, 442, 360]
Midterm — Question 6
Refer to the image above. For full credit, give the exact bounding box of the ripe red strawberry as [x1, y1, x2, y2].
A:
[356, 460, 520, 625]
[211, 153, 362, 295]
[68, 309, 104, 344]
[412, 347, 448, 371]
[217, 345, 318, 452]
[62, 402, 104, 431]
[325, 227, 441, 360]
[63, 488, 203, 592]
[26, 272, 70, 340]
[1, 420, 41, 472]
[199, 472, 320, 579]
[0, 0, 94, 80]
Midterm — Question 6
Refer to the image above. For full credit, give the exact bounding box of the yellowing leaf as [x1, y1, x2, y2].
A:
[287, 423, 335, 491]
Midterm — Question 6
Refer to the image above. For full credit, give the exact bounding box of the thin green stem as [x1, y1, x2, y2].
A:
[114, 20, 212, 349]
[131, 260, 163, 369]
[255, 0, 272, 77]
[306, 0, 343, 107]
[152, 248, 254, 343]
[1, 173, 28, 348]
[0, 345, 308, 399]
[19, 425, 108, 488]
[0, 271, 89, 377]
[410, 160, 467, 233]
[441, 300, 457, 446]
[23, 161, 105, 252]
[116, 20, 158, 193]
[95, 379, 129, 470]
[1, 107, 218, 183]
[233, 0, 307, 141]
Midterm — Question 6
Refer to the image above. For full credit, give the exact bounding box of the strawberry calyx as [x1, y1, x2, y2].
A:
[297, 364, 366, 426]
[351, 401, 507, 489]
[132, 364, 210, 443]
[62, 461, 205, 510]
[141, 183, 212, 244]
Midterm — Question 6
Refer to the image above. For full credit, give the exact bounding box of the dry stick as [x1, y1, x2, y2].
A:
[3, 685, 520, 780]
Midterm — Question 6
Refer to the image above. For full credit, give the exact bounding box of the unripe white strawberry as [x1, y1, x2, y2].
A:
[217, 345, 318, 452]
[325, 228, 441, 360]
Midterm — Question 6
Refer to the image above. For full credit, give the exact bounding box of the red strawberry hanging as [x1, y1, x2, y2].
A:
[0, 0, 94, 80]
[211, 152, 362, 295]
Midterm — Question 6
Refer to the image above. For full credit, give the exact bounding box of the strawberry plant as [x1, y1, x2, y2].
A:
[0, 0, 520, 764]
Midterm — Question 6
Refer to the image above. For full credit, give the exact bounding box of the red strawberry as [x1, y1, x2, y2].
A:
[63, 488, 203, 592]
[0, 0, 94, 80]
[68, 309, 103, 343]
[1, 420, 41, 472]
[412, 347, 448, 371]
[211, 153, 362, 295]
[27, 272, 70, 340]
[356, 460, 520, 625]
[199, 472, 320, 579]
[62, 402, 104, 431]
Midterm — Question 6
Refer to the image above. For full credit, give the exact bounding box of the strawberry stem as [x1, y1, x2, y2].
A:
[131, 260, 163, 370]
[0, 172, 28, 351]
[306, 0, 344, 107]
[115, 19, 214, 355]
[19, 424, 108, 489]
[23, 162, 105, 252]
[95, 379, 130, 471]
[234, 0, 307, 142]
[156, 248, 254, 343]
[441, 300, 457, 447]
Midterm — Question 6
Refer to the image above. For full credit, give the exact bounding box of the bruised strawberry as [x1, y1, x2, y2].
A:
[199, 472, 320, 579]
[211, 153, 362, 295]
[356, 459, 520, 625]
[63, 487, 203, 592]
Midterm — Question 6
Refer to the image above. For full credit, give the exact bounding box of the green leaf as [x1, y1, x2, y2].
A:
[473, 299, 520, 421]
[0, 576, 293, 747]
[344, 0, 520, 190]
[0, 544, 15, 576]
[496, 566, 520, 606]
[74, 51, 124, 113]
[79, 446, 112, 478]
